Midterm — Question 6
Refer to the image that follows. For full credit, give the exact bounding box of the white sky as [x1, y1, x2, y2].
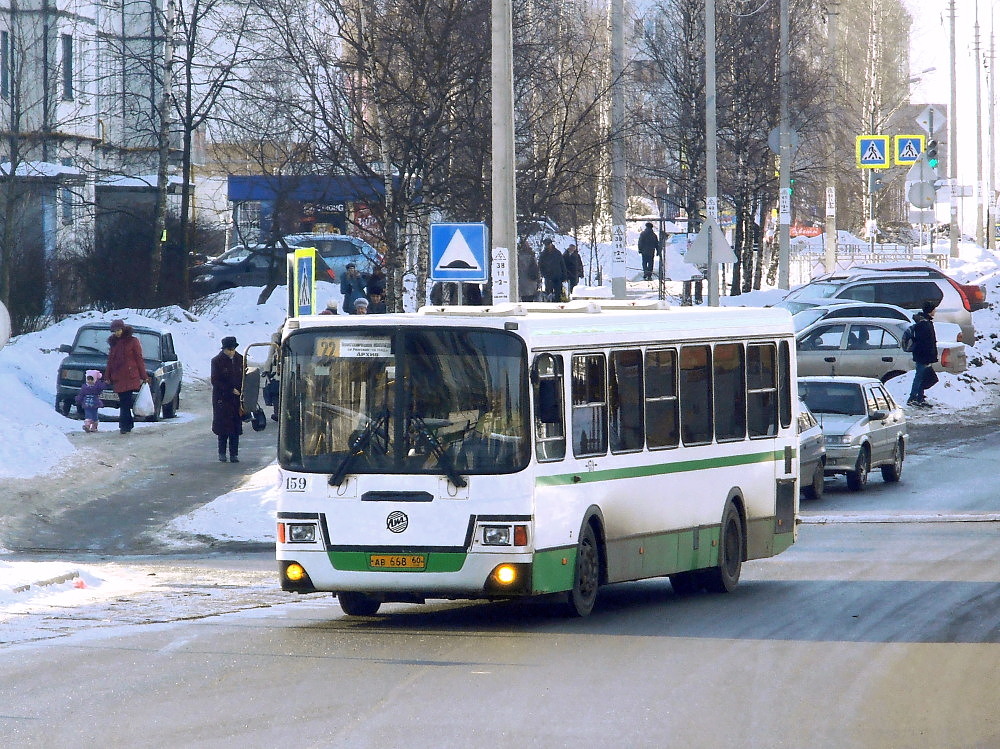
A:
[904, 0, 991, 231]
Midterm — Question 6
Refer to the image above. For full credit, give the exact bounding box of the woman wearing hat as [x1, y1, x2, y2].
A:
[105, 319, 149, 434]
[211, 336, 244, 462]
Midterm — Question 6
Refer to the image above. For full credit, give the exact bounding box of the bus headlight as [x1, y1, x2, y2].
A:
[287, 523, 317, 543]
[493, 564, 517, 585]
[483, 525, 511, 546]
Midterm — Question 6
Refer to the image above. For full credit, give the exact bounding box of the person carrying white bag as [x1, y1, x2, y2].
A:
[104, 319, 151, 434]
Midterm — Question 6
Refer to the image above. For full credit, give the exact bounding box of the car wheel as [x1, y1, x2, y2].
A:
[57, 398, 72, 417]
[565, 522, 600, 617]
[162, 389, 180, 419]
[145, 388, 162, 422]
[803, 463, 825, 500]
[880, 439, 904, 483]
[846, 446, 870, 492]
[703, 502, 743, 593]
[337, 592, 381, 616]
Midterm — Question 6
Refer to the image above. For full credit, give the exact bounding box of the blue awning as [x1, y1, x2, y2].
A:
[228, 175, 401, 203]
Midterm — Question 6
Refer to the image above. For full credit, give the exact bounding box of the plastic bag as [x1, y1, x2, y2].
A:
[133, 382, 154, 417]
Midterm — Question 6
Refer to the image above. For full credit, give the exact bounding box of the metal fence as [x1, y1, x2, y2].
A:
[790, 246, 948, 287]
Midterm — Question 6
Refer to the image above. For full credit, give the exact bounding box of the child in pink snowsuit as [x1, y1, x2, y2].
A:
[75, 369, 106, 432]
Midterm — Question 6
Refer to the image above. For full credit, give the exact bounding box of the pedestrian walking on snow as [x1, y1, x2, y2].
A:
[638, 222, 658, 281]
[104, 319, 150, 434]
[211, 336, 244, 462]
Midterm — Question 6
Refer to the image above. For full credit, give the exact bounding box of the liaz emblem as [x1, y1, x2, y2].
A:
[386, 511, 409, 533]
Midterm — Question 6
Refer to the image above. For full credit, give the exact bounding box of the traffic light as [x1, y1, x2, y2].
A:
[789, 178, 796, 196]
[926, 139, 939, 169]
[869, 171, 884, 193]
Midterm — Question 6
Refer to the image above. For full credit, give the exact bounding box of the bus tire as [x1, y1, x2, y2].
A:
[703, 502, 743, 594]
[565, 522, 600, 617]
[337, 592, 381, 616]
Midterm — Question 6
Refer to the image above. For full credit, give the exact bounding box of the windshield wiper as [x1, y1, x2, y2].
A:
[75, 345, 104, 354]
[329, 409, 389, 487]
[408, 415, 467, 488]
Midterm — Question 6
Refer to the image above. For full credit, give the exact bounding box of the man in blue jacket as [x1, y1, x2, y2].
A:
[907, 301, 938, 407]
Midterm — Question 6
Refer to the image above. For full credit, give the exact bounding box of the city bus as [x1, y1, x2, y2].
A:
[273, 299, 799, 616]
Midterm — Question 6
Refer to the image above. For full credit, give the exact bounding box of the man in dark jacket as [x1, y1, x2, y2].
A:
[637, 222, 658, 281]
[538, 238, 566, 301]
[563, 244, 584, 295]
[340, 263, 368, 313]
[907, 301, 938, 407]
[517, 240, 540, 301]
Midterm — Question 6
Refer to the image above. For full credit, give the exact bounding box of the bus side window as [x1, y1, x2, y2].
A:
[533, 353, 566, 462]
[610, 349, 644, 453]
[748, 343, 777, 437]
[645, 348, 678, 449]
[778, 340, 792, 429]
[713, 342, 746, 442]
[572, 353, 608, 457]
[680, 345, 712, 445]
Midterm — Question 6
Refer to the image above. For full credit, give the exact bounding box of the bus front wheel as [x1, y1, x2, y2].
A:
[703, 502, 743, 594]
[566, 522, 600, 617]
[337, 592, 381, 616]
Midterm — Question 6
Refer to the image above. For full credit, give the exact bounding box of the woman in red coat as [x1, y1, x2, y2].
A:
[211, 336, 244, 462]
[105, 319, 149, 434]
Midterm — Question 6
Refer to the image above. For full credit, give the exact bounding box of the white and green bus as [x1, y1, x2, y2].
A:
[274, 300, 799, 616]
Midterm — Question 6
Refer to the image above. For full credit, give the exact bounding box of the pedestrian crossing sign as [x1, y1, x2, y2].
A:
[856, 135, 890, 168]
[894, 135, 925, 166]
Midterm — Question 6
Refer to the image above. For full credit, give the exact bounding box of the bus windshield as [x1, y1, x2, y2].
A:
[279, 327, 529, 478]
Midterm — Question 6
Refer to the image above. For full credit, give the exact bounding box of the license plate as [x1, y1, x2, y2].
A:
[368, 554, 426, 570]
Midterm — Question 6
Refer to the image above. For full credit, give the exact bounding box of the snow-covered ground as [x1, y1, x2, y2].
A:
[3, 235, 1000, 627]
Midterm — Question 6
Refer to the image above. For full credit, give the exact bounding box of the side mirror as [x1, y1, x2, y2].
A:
[869, 409, 888, 421]
[59, 343, 72, 353]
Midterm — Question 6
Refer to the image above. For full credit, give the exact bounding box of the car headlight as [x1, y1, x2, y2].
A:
[60, 369, 84, 382]
[194, 273, 213, 282]
[286, 523, 317, 543]
[482, 525, 511, 546]
[826, 434, 855, 446]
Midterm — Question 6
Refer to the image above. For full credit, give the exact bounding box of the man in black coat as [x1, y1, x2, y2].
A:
[637, 222, 658, 281]
[907, 301, 938, 407]
[538, 238, 567, 301]
[563, 244, 585, 295]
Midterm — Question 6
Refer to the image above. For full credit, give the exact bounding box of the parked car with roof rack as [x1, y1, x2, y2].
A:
[784, 263, 983, 343]
[796, 316, 967, 382]
[775, 298, 963, 342]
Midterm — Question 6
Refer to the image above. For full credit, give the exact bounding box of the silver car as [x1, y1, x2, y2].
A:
[796, 316, 967, 382]
[798, 399, 826, 500]
[798, 377, 908, 492]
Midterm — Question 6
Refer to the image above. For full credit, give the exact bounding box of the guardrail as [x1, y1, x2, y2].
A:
[791, 248, 948, 286]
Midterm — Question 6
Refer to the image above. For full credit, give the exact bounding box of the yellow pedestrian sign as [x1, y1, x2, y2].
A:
[894, 135, 925, 166]
[856, 135, 890, 168]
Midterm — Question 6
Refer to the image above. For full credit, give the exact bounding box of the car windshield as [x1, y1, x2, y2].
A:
[279, 327, 530, 477]
[72, 328, 162, 360]
[791, 309, 827, 331]
[798, 382, 866, 416]
[784, 282, 843, 301]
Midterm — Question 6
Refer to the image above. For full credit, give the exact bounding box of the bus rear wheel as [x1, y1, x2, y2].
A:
[338, 592, 381, 616]
[703, 502, 743, 594]
[566, 523, 600, 617]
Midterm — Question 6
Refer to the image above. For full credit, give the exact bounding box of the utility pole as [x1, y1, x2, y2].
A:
[824, 2, 840, 274]
[777, 0, 791, 289]
[949, 0, 960, 257]
[976, 3, 985, 248]
[990, 11, 997, 251]
[491, 0, 517, 300]
[610, 0, 626, 300]
[705, 0, 719, 305]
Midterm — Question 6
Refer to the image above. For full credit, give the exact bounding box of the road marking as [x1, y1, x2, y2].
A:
[801, 513, 1000, 524]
